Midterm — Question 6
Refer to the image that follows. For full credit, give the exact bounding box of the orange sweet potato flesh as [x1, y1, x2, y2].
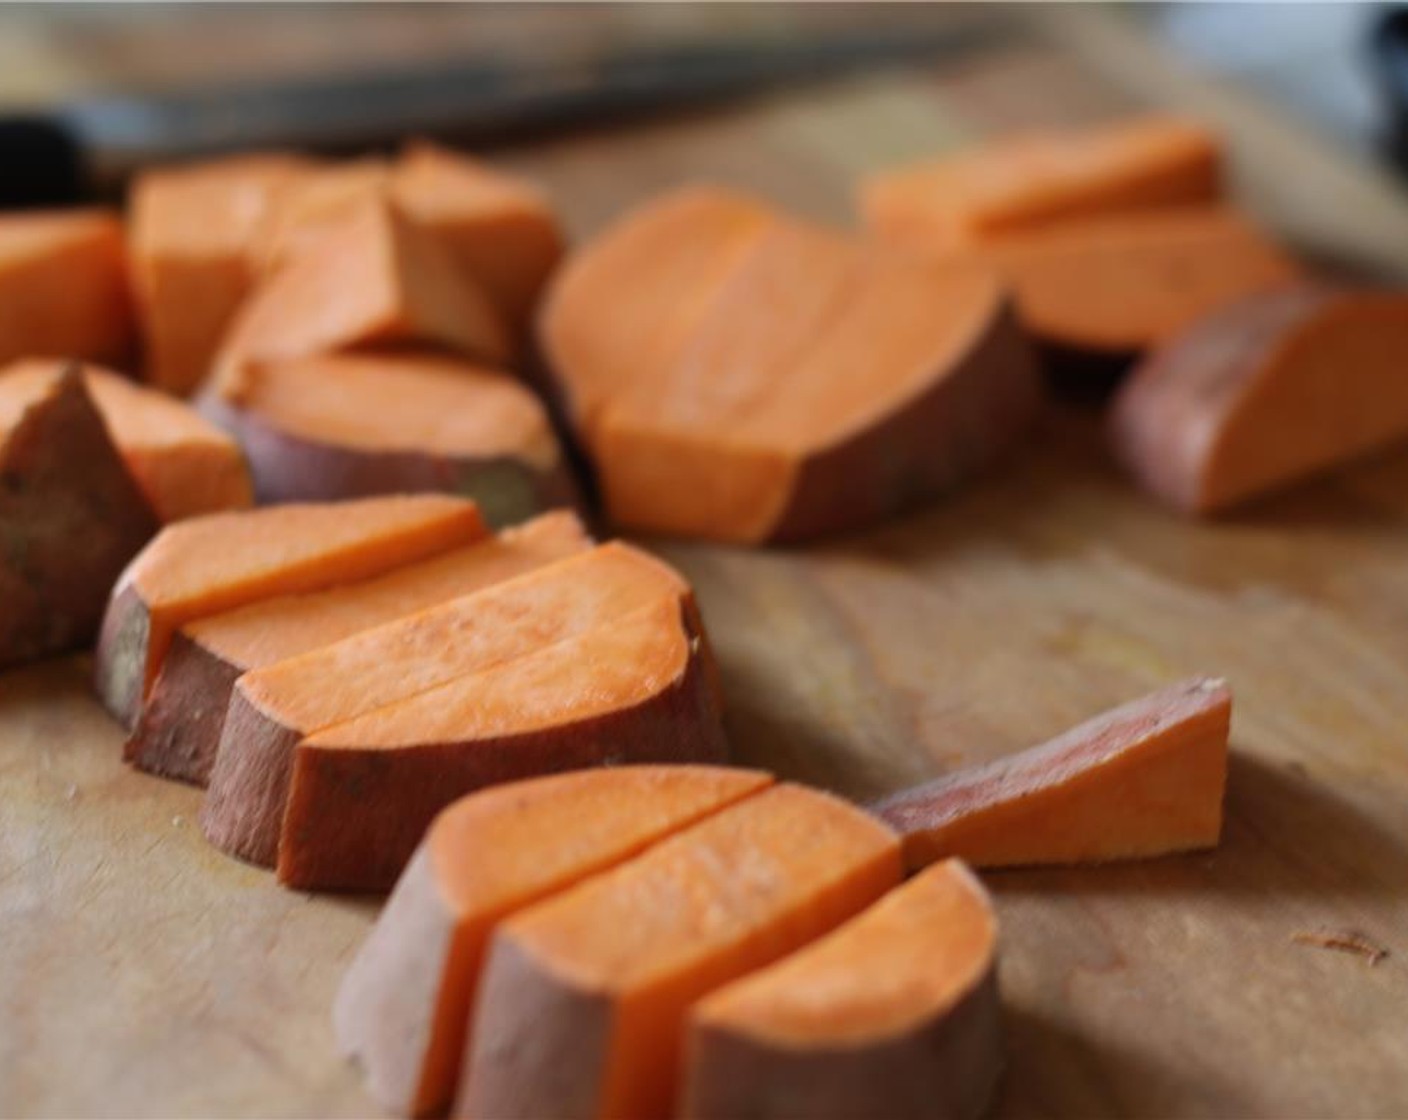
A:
[214, 196, 511, 379]
[94, 494, 484, 731]
[200, 351, 574, 524]
[861, 115, 1222, 250]
[0, 367, 157, 670]
[543, 187, 1042, 543]
[392, 141, 564, 336]
[926, 207, 1301, 360]
[1110, 287, 1408, 514]
[682, 859, 1002, 1120]
[0, 360, 252, 523]
[280, 597, 728, 891]
[335, 765, 773, 1117]
[128, 510, 588, 785]
[540, 186, 775, 428]
[252, 158, 390, 270]
[129, 153, 317, 394]
[199, 541, 704, 873]
[0, 209, 133, 367]
[871, 676, 1231, 870]
[457, 784, 902, 1120]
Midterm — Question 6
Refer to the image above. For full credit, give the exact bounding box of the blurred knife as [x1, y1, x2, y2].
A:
[0, 19, 1001, 207]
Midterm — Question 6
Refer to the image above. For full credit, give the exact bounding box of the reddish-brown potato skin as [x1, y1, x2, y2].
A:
[199, 686, 303, 868]
[453, 933, 613, 1120]
[275, 627, 728, 892]
[769, 298, 1042, 542]
[1108, 286, 1333, 514]
[0, 369, 157, 671]
[680, 966, 1003, 1120]
[198, 392, 579, 528]
[125, 630, 242, 784]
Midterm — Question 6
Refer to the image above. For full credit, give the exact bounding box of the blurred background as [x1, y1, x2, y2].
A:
[2, 2, 1407, 207]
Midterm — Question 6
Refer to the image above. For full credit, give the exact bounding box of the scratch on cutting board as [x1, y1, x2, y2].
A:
[1292, 928, 1390, 966]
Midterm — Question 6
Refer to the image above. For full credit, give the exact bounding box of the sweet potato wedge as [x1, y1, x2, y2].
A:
[0, 209, 133, 367]
[335, 766, 773, 1118]
[128, 510, 588, 785]
[0, 367, 157, 670]
[199, 351, 575, 524]
[252, 157, 390, 269]
[278, 597, 728, 891]
[94, 494, 483, 730]
[129, 153, 316, 393]
[0, 359, 252, 523]
[861, 115, 1222, 250]
[681, 859, 1002, 1120]
[541, 186, 775, 428]
[871, 676, 1231, 870]
[1110, 287, 1408, 513]
[391, 141, 564, 336]
[199, 541, 706, 874]
[214, 196, 511, 378]
[955, 207, 1300, 363]
[457, 784, 901, 1120]
[542, 187, 1042, 543]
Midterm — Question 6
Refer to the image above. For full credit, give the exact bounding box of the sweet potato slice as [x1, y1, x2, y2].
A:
[199, 351, 574, 523]
[871, 676, 1231, 870]
[128, 510, 588, 785]
[279, 597, 728, 891]
[199, 541, 704, 872]
[1110, 287, 1408, 513]
[0, 367, 157, 670]
[335, 766, 773, 1119]
[252, 158, 390, 269]
[936, 207, 1300, 365]
[0, 209, 132, 367]
[215, 196, 511, 378]
[861, 115, 1222, 250]
[392, 141, 564, 335]
[94, 494, 483, 730]
[543, 188, 1042, 543]
[540, 186, 775, 427]
[682, 859, 1002, 1120]
[129, 153, 316, 393]
[0, 359, 252, 523]
[457, 783, 901, 1120]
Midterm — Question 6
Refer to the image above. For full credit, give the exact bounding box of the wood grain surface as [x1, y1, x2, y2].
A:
[3, 9, 1407, 1118]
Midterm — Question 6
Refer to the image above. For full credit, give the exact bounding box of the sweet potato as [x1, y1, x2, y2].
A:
[252, 158, 390, 269]
[871, 676, 1231, 870]
[279, 597, 727, 891]
[1110, 287, 1408, 514]
[962, 207, 1300, 360]
[94, 495, 483, 730]
[457, 784, 901, 1120]
[128, 153, 316, 393]
[542, 187, 1042, 543]
[0, 209, 133, 367]
[391, 141, 564, 335]
[128, 511, 588, 785]
[198, 351, 574, 524]
[335, 766, 773, 1119]
[861, 115, 1222, 250]
[681, 859, 1002, 1120]
[199, 541, 707, 876]
[0, 359, 252, 522]
[214, 196, 511, 380]
[0, 367, 157, 670]
[541, 186, 775, 429]
[255, 146, 561, 337]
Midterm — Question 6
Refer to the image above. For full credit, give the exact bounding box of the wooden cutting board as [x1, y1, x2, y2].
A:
[3, 9, 1407, 1117]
